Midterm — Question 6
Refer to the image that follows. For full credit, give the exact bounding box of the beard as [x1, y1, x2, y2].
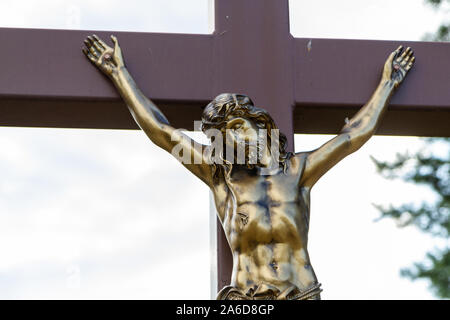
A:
[225, 137, 266, 166]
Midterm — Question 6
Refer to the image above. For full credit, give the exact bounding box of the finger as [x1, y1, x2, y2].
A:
[386, 50, 396, 65]
[405, 47, 413, 57]
[406, 47, 413, 57]
[83, 38, 93, 48]
[92, 41, 104, 54]
[394, 45, 403, 58]
[92, 34, 107, 49]
[404, 49, 414, 63]
[111, 35, 123, 62]
[400, 57, 408, 67]
[402, 47, 413, 65]
[86, 36, 97, 48]
[88, 45, 100, 58]
[87, 52, 97, 63]
[389, 50, 401, 68]
[385, 47, 400, 68]
[396, 46, 407, 63]
[395, 47, 404, 64]
[88, 36, 103, 55]
[84, 39, 99, 55]
[83, 48, 97, 63]
[401, 50, 415, 67]
[110, 35, 119, 50]
[83, 40, 99, 57]
[85, 37, 101, 56]
[399, 47, 411, 60]
[87, 36, 97, 48]
[406, 56, 415, 70]
[82, 47, 90, 58]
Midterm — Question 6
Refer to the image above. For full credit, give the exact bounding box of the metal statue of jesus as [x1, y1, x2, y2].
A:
[82, 34, 414, 300]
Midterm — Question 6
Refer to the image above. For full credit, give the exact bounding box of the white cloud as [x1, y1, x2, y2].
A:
[297, 134, 444, 299]
[0, 127, 210, 299]
[289, 0, 446, 41]
[0, 0, 211, 34]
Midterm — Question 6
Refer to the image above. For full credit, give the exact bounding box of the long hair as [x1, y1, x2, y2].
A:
[201, 93, 292, 181]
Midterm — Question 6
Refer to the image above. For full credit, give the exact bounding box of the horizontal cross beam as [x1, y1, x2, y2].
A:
[294, 38, 450, 136]
[0, 28, 449, 137]
[0, 28, 214, 130]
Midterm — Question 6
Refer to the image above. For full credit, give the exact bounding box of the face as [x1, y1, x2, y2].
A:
[225, 117, 258, 145]
[225, 117, 262, 165]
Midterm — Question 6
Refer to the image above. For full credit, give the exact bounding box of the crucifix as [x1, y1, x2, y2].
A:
[0, 0, 449, 298]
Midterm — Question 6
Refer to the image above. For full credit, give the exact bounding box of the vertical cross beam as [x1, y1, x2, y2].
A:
[213, 0, 294, 293]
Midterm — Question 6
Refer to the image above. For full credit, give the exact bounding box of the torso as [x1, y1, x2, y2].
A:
[212, 154, 318, 295]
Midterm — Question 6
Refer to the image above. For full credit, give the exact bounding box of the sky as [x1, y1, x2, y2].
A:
[0, 0, 447, 299]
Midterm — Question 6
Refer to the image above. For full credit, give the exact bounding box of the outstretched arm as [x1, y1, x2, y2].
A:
[82, 35, 213, 187]
[299, 46, 415, 188]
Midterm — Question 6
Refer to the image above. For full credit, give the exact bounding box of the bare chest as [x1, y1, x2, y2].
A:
[223, 168, 308, 247]
[228, 169, 299, 204]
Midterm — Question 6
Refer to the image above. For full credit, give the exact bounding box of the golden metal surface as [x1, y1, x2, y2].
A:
[83, 36, 414, 300]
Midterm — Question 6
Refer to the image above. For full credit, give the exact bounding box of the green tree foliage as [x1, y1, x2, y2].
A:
[372, 138, 449, 298]
[423, 0, 450, 41]
[371, 0, 450, 299]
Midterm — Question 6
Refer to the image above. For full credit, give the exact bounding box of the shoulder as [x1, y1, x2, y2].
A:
[291, 151, 311, 172]
[291, 151, 314, 188]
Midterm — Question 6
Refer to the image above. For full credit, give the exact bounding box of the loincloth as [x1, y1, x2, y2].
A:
[217, 282, 322, 300]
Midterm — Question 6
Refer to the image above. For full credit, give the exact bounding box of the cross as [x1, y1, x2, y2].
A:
[0, 0, 449, 296]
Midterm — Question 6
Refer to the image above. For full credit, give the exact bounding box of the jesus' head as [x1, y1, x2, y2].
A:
[201, 93, 292, 174]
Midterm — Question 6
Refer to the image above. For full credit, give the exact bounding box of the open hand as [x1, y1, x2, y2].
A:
[82, 34, 124, 79]
[382, 46, 415, 88]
